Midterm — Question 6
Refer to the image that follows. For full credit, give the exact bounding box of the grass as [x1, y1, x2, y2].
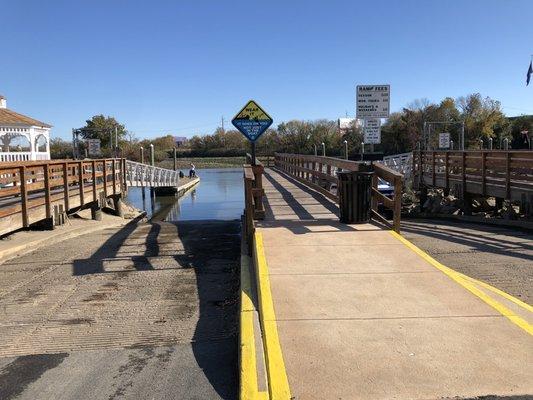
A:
[158, 157, 246, 169]
[158, 156, 273, 169]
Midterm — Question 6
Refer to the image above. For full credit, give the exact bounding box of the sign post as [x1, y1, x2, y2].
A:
[86, 139, 101, 157]
[232, 100, 273, 165]
[357, 85, 390, 155]
[356, 85, 390, 119]
[439, 132, 451, 149]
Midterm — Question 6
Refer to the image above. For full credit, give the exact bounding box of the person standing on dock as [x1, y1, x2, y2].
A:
[189, 163, 196, 178]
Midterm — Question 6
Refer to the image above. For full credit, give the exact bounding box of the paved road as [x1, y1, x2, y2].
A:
[402, 218, 532, 305]
[0, 220, 239, 400]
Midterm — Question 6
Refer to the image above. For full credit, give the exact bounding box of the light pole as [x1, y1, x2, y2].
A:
[150, 143, 155, 166]
[314, 144, 317, 156]
[321, 142, 325, 156]
[343, 140, 348, 160]
[489, 137, 493, 150]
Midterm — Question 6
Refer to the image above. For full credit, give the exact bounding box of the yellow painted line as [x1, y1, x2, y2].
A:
[253, 231, 292, 400]
[240, 255, 269, 400]
[389, 231, 533, 336]
[460, 274, 533, 313]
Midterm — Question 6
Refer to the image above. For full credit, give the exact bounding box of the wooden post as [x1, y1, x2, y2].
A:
[506, 151, 511, 199]
[112, 159, 117, 196]
[44, 164, 52, 220]
[393, 177, 402, 233]
[62, 162, 70, 212]
[432, 151, 436, 186]
[371, 174, 378, 213]
[78, 161, 85, 206]
[19, 166, 29, 227]
[102, 160, 108, 198]
[91, 160, 97, 202]
[444, 152, 449, 190]
[481, 151, 486, 196]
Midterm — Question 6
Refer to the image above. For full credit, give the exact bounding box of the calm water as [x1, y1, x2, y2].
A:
[125, 168, 243, 221]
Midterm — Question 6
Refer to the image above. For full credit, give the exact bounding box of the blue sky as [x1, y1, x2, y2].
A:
[2, 0, 532, 140]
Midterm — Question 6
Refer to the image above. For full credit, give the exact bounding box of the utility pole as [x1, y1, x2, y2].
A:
[221, 116, 225, 132]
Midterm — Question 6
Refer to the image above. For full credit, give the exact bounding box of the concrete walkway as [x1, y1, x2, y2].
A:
[258, 168, 533, 400]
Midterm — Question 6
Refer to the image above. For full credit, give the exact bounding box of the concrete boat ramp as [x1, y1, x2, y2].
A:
[250, 168, 532, 400]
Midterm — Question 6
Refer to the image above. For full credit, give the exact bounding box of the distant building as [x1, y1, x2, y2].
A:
[174, 136, 188, 147]
[0, 95, 52, 162]
[338, 118, 361, 132]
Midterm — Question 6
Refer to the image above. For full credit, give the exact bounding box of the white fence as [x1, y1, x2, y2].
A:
[381, 152, 413, 181]
[125, 160, 180, 188]
[0, 152, 50, 162]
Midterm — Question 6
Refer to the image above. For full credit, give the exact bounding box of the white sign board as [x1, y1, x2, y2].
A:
[338, 118, 355, 130]
[86, 139, 101, 156]
[356, 85, 390, 118]
[439, 132, 450, 149]
[364, 118, 381, 144]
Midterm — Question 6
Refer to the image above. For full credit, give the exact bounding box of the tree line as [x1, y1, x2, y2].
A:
[51, 93, 532, 160]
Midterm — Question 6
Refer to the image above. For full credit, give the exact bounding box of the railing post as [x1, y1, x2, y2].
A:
[393, 176, 402, 233]
[481, 151, 486, 196]
[19, 166, 29, 227]
[102, 160, 108, 198]
[506, 151, 511, 199]
[111, 159, 117, 196]
[91, 160, 97, 202]
[78, 161, 85, 206]
[44, 163, 52, 220]
[62, 162, 70, 212]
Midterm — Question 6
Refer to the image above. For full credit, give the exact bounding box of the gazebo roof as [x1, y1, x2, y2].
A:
[0, 107, 52, 128]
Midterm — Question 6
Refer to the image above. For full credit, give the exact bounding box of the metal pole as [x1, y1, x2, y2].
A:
[150, 144, 155, 166]
[173, 147, 177, 170]
[251, 142, 256, 166]
[344, 140, 348, 160]
[314, 144, 317, 156]
[489, 137, 493, 150]
[479, 138, 484, 150]
[450, 140, 454, 150]
[321, 142, 325, 156]
[140, 147, 144, 164]
[361, 142, 365, 155]
[503, 138, 509, 150]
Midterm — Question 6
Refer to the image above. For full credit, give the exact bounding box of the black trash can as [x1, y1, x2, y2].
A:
[337, 170, 373, 223]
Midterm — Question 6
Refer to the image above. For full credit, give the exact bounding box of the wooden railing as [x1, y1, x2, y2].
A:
[0, 158, 125, 236]
[413, 150, 533, 201]
[274, 153, 403, 232]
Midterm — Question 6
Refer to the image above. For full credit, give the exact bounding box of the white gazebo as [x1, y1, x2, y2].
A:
[0, 95, 52, 162]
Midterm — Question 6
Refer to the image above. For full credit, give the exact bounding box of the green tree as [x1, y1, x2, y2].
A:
[78, 115, 127, 149]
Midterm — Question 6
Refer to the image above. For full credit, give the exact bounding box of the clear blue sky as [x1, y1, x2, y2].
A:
[2, 0, 532, 140]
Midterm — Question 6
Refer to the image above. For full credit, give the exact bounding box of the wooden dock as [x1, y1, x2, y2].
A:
[241, 162, 533, 400]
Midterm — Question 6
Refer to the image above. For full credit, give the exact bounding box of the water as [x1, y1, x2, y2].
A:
[125, 168, 243, 221]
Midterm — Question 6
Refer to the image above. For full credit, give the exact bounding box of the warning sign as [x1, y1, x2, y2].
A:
[231, 100, 273, 142]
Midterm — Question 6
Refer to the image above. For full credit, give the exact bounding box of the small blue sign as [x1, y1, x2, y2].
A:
[231, 100, 273, 142]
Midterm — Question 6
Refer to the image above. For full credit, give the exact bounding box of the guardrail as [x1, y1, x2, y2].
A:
[274, 153, 403, 232]
[125, 160, 180, 188]
[0, 158, 125, 236]
[413, 150, 533, 201]
[383, 152, 412, 181]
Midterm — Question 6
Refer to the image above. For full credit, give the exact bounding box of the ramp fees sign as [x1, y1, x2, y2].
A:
[356, 85, 390, 119]
[364, 119, 381, 144]
[232, 100, 273, 142]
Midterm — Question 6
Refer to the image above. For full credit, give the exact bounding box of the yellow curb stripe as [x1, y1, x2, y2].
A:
[389, 231, 533, 336]
[240, 255, 269, 400]
[459, 274, 533, 313]
[254, 231, 292, 400]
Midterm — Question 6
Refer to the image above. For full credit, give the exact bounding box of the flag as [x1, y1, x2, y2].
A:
[527, 60, 533, 86]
